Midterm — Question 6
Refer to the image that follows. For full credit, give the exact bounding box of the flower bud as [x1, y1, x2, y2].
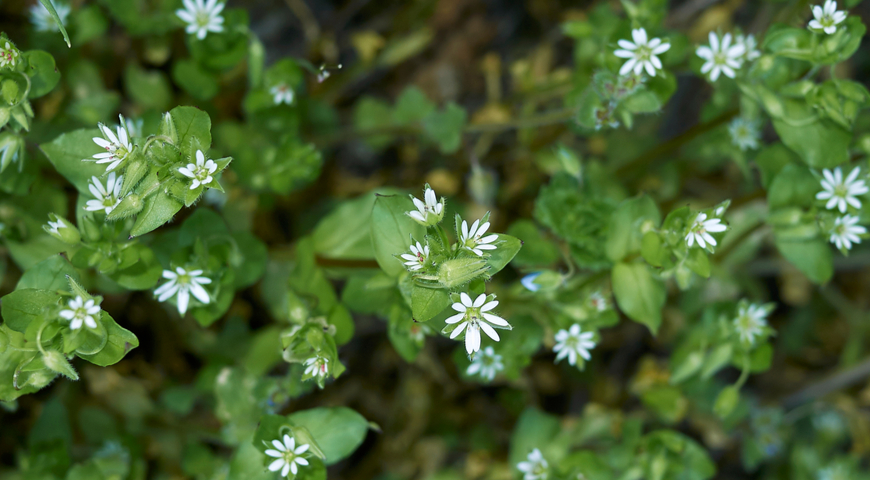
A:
[436, 257, 490, 289]
[43, 213, 81, 245]
[521, 270, 562, 292]
[106, 193, 144, 221]
[0, 130, 23, 171]
[43, 350, 79, 381]
[80, 214, 103, 242]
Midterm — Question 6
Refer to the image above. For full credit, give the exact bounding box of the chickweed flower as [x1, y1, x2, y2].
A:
[809, 0, 847, 35]
[303, 355, 329, 380]
[553, 324, 596, 367]
[178, 150, 218, 190]
[829, 214, 866, 251]
[91, 119, 133, 172]
[466, 346, 503, 381]
[264, 435, 310, 477]
[30, 0, 70, 32]
[154, 267, 212, 315]
[84, 172, 124, 215]
[270, 84, 295, 105]
[176, 0, 226, 40]
[697, 32, 745, 81]
[588, 291, 608, 312]
[685, 213, 728, 249]
[734, 302, 769, 345]
[400, 241, 430, 272]
[407, 185, 445, 226]
[729, 117, 761, 151]
[59, 296, 101, 330]
[816, 166, 868, 213]
[459, 218, 498, 256]
[517, 448, 549, 480]
[445, 293, 511, 355]
[735, 34, 761, 62]
[613, 27, 670, 77]
[0, 42, 19, 69]
[521, 272, 542, 292]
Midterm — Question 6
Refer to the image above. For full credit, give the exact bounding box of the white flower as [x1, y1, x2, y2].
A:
[120, 116, 143, 138]
[735, 34, 761, 62]
[400, 241, 430, 272]
[809, 0, 847, 34]
[588, 291, 608, 312]
[0, 42, 19, 68]
[178, 150, 218, 190]
[445, 293, 511, 355]
[91, 119, 133, 172]
[816, 166, 869, 213]
[46, 219, 63, 235]
[59, 296, 100, 330]
[30, 0, 70, 32]
[829, 214, 866, 251]
[685, 213, 728, 249]
[734, 303, 769, 345]
[696, 32, 745, 81]
[264, 435, 310, 477]
[303, 355, 329, 380]
[613, 28, 670, 77]
[407, 186, 444, 225]
[521, 272, 542, 292]
[176, 0, 225, 40]
[466, 346, 503, 381]
[553, 324, 596, 366]
[459, 218, 498, 256]
[154, 267, 212, 315]
[84, 172, 124, 215]
[729, 117, 761, 151]
[517, 448, 549, 480]
[270, 84, 295, 105]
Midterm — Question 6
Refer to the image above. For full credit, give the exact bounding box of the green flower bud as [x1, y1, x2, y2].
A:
[106, 193, 144, 221]
[436, 257, 490, 289]
[43, 213, 81, 245]
[80, 214, 103, 242]
[714, 385, 740, 419]
[0, 131, 23, 172]
[42, 350, 79, 381]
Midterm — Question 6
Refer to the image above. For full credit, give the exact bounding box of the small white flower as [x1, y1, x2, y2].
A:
[735, 34, 761, 62]
[84, 172, 124, 215]
[588, 291, 608, 312]
[264, 435, 310, 477]
[696, 32, 746, 81]
[91, 118, 133, 172]
[553, 324, 596, 366]
[809, 0, 847, 35]
[176, 0, 226, 40]
[0, 42, 19, 68]
[466, 346, 503, 381]
[30, 0, 70, 32]
[613, 27, 671, 77]
[59, 296, 100, 330]
[734, 303, 769, 345]
[400, 241, 430, 272]
[517, 448, 549, 480]
[459, 218, 498, 256]
[829, 214, 866, 251]
[685, 213, 728, 249]
[178, 150, 218, 190]
[303, 355, 329, 380]
[120, 116, 143, 138]
[46, 219, 63, 235]
[270, 84, 295, 105]
[445, 293, 511, 355]
[816, 166, 869, 213]
[407, 186, 445, 225]
[729, 117, 761, 151]
[154, 267, 212, 315]
[521, 272, 542, 292]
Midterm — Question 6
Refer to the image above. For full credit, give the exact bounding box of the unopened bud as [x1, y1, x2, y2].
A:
[43, 213, 81, 245]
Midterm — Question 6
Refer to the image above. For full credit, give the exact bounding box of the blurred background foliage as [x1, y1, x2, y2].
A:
[2, 0, 870, 479]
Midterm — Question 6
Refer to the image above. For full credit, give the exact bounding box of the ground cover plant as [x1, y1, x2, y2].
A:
[2, 0, 870, 479]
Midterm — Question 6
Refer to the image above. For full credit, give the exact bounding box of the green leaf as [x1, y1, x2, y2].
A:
[41, 129, 112, 194]
[107, 245, 162, 290]
[130, 191, 184, 237]
[286, 407, 369, 466]
[24, 50, 61, 98]
[506, 220, 561, 267]
[411, 284, 451, 322]
[124, 63, 172, 111]
[17, 255, 78, 291]
[713, 386, 740, 419]
[484, 234, 522, 275]
[370, 194, 425, 277]
[77, 314, 139, 366]
[1, 288, 60, 332]
[605, 195, 661, 262]
[313, 194, 378, 260]
[171, 59, 220, 101]
[508, 408, 560, 467]
[755, 144, 799, 189]
[685, 248, 710, 278]
[393, 86, 435, 125]
[422, 103, 467, 154]
[38, 0, 72, 47]
[641, 386, 687, 424]
[169, 106, 212, 153]
[772, 99, 851, 169]
[774, 237, 833, 284]
[767, 163, 819, 210]
[612, 262, 665, 334]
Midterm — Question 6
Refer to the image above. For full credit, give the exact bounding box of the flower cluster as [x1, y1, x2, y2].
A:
[696, 32, 759, 81]
[816, 166, 869, 252]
